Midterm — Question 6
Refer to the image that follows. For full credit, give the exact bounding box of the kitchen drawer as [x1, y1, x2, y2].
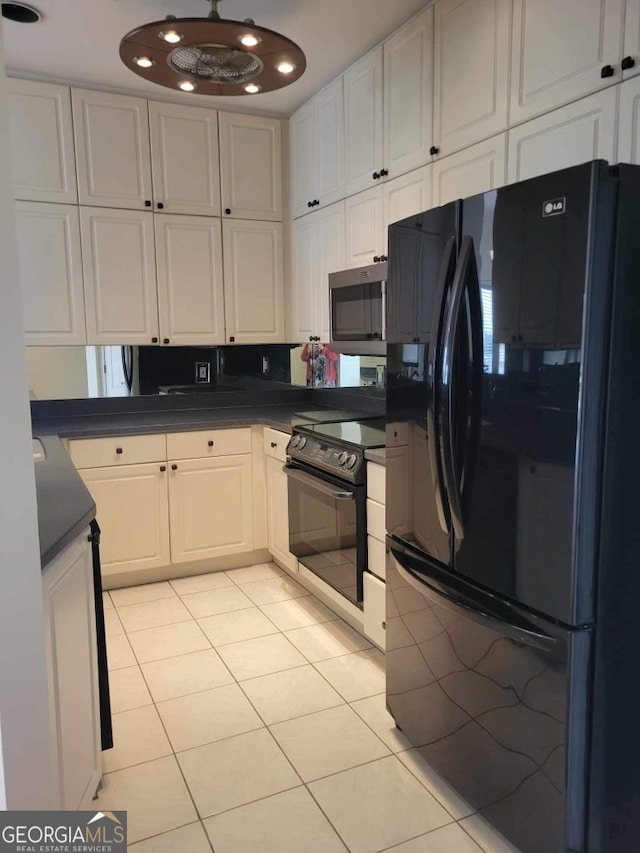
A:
[264, 427, 290, 463]
[368, 534, 386, 581]
[387, 422, 409, 447]
[167, 428, 251, 460]
[367, 497, 385, 542]
[367, 462, 385, 504]
[69, 434, 167, 469]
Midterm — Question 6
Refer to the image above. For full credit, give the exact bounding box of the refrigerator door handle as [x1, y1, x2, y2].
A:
[440, 236, 478, 541]
[427, 235, 457, 535]
[389, 546, 557, 652]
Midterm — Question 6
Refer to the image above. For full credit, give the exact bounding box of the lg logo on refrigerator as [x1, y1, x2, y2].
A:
[542, 198, 566, 217]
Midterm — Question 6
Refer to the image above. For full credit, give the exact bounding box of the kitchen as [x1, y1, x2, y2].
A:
[1, 0, 640, 851]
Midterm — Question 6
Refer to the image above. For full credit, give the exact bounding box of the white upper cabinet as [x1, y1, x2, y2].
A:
[432, 134, 507, 206]
[73, 89, 153, 210]
[507, 89, 618, 183]
[81, 207, 159, 345]
[7, 79, 77, 204]
[345, 186, 385, 268]
[222, 219, 284, 343]
[384, 7, 434, 179]
[219, 112, 282, 221]
[290, 100, 318, 218]
[149, 101, 221, 217]
[433, 0, 510, 156]
[510, 0, 625, 124]
[383, 166, 432, 232]
[624, 0, 640, 78]
[316, 201, 346, 340]
[619, 75, 640, 161]
[15, 202, 86, 345]
[155, 215, 225, 346]
[344, 47, 384, 196]
[315, 78, 346, 209]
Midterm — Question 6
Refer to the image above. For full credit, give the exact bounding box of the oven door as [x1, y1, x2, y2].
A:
[329, 266, 386, 355]
[285, 461, 365, 607]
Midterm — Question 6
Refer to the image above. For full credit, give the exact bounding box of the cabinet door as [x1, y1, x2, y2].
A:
[15, 202, 86, 345]
[80, 464, 170, 578]
[7, 79, 77, 203]
[384, 8, 434, 179]
[81, 207, 159, 345]
[290, 215, 318, 343]
[619, 75, 640, 162]
[344, 47, 384, 196]
[149, 101, 221, 216]
[433, 0, 510, 156]
[169, 455, 253, 563]
[72, 88, 153, 209]
[290, 101, 318, 218]
[222, 219, 284, 343]
[155, 215, 225, 346]
[265, 455, 298, 573]
[42, 537, 101, 809]
[383, 165, 432, 234]
[363, 571, 386, 649]
[345, 186, 385, 268]
[219, 112, 282, 221]
[510, 0, 624, 124]
[507, 89, 617, 183]
[432, 134, 507, 207]
[624, 0, 640, 78]
[315, 78, 346, 208]
[316, 200, 346, 341]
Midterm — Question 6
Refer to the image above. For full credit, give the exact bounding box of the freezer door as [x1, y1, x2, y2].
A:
[386, 203, 459, 566]
[386, 539, 591, 853]
[451, 162, 615, 625]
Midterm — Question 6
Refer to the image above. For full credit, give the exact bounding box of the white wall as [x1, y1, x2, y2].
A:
[0, 19, 54, 809]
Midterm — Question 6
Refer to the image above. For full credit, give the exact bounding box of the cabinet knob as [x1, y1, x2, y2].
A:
[116, 447, 123, 455]
[225, 208, 231, 215]
[373, 256, 381, 263]
[307, 201, 313, 208]
[382, 621, 386, 630]
[380, 255, 388, 262]
[372, 171, 380, 180]
[145, 200, 151, 207]
[160, 465, 166, 472]
[171, 464, 178, 471]
[157, 202, 165, 209]
[622, 56, 636, 71]
[163, 338, 170, 345]
[314, 199, 320, 206]
[229, 336, 235, 343]
[270, 441, 277, 448]
[151, 337, 158, 343]
[380, 168, 389, 177]
[429, 146, 440, 155]
[601, 64, 615, 78]
[208, 440, 214, 447]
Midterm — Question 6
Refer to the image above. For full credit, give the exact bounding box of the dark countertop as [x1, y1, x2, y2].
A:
[33, 434, 96, 569]
[365, 448, 386, 466]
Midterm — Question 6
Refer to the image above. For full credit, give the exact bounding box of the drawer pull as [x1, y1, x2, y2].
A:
[271, 442, 277, 448]
[208, 440, 214, 447]
[160, 465, 166, 472]
[171, 463, 178, 471]
[116, 447, 123, 455]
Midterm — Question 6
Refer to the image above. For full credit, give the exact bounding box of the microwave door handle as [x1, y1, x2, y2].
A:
[284, 466, 355, 500]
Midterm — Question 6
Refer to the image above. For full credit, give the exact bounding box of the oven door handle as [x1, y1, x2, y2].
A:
[283, 466, 355, 500]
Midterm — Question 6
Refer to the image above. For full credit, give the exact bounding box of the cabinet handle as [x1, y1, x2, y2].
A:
[151, 337, 158, 343]
[430, 146, 440, 155]
[601, 64, 615, 78]
[225, 208, 231, 215]
[208, 440, 214, 447]
[145, 200, 151, 207]
[171, 464, 178, 471]
[160, 465, 166, 472]
[380, 255, 388, 262]
[382, 621, 386, 630]
[380, 168, 389, 177]
[373, 256, 381, 263]
[270, 441, 277, 448]
[307, 201, 313, 208]
[116, 447, 123, 455]
[372, 171, 380, 180]
[622, 56, 636, 71]
[157, 201, 165, 209]
[163, 338, 170, 345]
[314, 199, 320, 206]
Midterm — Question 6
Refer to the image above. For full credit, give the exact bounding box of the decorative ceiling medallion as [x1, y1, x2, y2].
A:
[120, 0, 306, 95]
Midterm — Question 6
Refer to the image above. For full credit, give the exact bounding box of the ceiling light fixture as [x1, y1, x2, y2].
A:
[120, 0, 306, 96]
[1, 2, 41, 23]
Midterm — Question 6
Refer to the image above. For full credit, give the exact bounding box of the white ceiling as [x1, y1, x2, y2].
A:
[2, 0, 427, 116]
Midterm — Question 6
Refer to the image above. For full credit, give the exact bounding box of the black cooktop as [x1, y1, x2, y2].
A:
[297, 418, 386, 449]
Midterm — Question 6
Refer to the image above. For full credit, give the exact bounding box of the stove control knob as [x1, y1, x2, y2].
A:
[346, 454, 358, 469]
[291, 435, 301, 448]
[298, 436, 307, 449]
[337, 451, 348, 466]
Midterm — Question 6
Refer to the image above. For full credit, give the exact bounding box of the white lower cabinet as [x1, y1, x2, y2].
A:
[168, 455, 254, 563]
[79, 463, 170, 579]
[363, 571, 386, 649]
[507, 89, 618, 183]
[432, 134, 507, 207]
[42, 533, 101, 809]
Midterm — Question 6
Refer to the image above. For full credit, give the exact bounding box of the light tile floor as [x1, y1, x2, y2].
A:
[98, 564, 520, 853]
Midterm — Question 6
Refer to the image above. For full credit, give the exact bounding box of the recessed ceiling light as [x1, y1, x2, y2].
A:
[133, 56, 155, 68]
[276, 61, 295, 75]
[239, 33, 260, 48]
[244, 83, 261, 94]
[1, 2, 40, 23]
[178, 80, 196, 92]
[159, 29, 182, 44]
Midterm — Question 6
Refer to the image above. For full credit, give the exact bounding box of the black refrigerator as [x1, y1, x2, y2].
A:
[385, 161, 640, 853]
